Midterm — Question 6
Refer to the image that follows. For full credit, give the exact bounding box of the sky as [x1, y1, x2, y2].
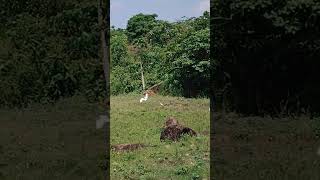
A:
[111, 0, 210, 29]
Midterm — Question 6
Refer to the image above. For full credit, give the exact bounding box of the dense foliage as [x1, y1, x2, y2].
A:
[111, 12, 210, 97]
[0, 0, 104, 107]
[0, 0, 209, 107]
[212, 0, 320, 115]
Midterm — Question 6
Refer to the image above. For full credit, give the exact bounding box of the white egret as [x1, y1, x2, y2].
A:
[139, 93, 149, 103]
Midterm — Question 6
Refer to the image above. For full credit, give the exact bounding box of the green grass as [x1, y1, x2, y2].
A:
[213, 113, 320, 180]
[3, 94, 320, 179]
[0, 96, 107, 180]
[110, 94, 210, 180]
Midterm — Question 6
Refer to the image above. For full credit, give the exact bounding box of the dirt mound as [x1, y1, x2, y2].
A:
[144, 89, 156, 96]
[160, 117, 197, 141]
[143, 82, 163, 96]
[111, 143, 145, 152]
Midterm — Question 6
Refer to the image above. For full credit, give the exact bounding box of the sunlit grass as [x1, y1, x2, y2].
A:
[110, 94, 210, 179]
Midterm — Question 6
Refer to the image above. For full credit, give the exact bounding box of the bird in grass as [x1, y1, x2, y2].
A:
[139, 93, 149, 103]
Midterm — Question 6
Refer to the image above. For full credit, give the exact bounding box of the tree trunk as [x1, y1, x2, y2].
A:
[98, 0, 109, 95]
[98, 0, 109, 178]
[140, 61, 146, 91]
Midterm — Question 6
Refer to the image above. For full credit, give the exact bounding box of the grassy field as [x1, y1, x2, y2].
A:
[0, 97, 107, 179]
[4, 93, 318, 179]
[110, 94, 210, 179]
[213, 113, 320, 180]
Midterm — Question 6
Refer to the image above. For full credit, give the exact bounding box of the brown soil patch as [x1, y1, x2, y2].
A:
[160, 117, 197, 141]
[111, 143, 145, 152]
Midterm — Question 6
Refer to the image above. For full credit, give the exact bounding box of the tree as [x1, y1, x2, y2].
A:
[1, 0, 104, 107]
[126, 13, 158, 44]
[110, 12, 210, 97]
[212, 0, 320, 115]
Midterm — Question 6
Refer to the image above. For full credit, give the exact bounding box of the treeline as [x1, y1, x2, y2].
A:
[0, 0, 104, 107]
[110, 12, 210, 97]
[212, 0, 320, 115]
[0, 0, 210, 108]
[4, 0, 319, 116]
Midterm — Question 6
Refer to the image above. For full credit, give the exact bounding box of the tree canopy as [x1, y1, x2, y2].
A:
[0, 1, 210, 107]
[0, 0, 104, 107]
[212, 0, 320, 115]
[111, 12, 210, 97]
